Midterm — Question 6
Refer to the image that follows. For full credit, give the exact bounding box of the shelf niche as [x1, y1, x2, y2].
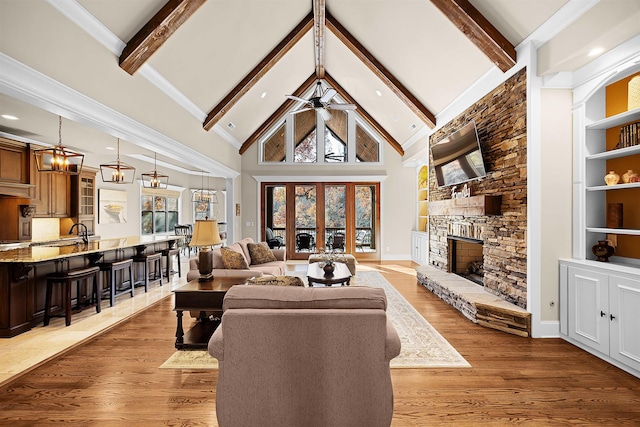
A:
[429, 195, 502, 217]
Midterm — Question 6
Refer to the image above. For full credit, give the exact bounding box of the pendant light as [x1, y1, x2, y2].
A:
[192, 170, 217, 203]
[141, 152, 169, 189]
[34, 116, 84, 174]
[99, 138, 136, 184]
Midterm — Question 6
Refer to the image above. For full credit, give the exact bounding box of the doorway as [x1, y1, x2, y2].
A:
[262, 182, 379, 260]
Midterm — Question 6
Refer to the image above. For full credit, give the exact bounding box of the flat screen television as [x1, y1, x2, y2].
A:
[431, 121, 487, 187]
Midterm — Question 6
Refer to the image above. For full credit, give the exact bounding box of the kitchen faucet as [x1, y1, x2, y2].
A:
[69, 223, 89, 244]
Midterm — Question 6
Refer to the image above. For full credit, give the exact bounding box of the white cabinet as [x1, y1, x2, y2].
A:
[561, 260, 640, 377]
[411, 231, 428, 265]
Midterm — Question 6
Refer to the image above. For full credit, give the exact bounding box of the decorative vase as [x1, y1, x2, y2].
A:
[592, 240, 615, 262]
[323, 262, 335, 276]
[604, 171, 620, 186]
[622, 169, 638, 184]
[606, 203, 623, 228]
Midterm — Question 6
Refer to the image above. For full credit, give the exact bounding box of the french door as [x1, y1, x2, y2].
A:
[262, 182, 379, 260]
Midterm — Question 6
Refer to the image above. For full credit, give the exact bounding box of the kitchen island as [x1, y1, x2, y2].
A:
[0, 235, 179, 337]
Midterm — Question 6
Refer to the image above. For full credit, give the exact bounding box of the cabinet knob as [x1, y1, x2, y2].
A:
[600, 311, 606, 317]
[610, 314, 616, 321]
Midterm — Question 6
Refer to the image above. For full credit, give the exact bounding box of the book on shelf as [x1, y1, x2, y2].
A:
[614, 121, 639, 150]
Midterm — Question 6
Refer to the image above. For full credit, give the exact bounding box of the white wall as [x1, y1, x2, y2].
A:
[539, 89, 573, 322]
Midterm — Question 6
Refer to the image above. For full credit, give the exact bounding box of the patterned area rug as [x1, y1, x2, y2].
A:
[160, 271, 469, 369]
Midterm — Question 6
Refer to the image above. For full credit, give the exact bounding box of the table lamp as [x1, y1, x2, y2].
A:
[189, 219, 221, 281]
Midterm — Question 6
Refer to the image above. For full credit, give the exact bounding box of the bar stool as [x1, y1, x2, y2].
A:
[97, 250, 135, 307]
[161, 247, 181, 281]
[44, 264, 101, 326]
[132, 251, 163, 292]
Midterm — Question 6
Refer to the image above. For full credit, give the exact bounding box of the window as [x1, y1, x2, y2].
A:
[141, 194, 179, 235]
[260, 81, 381, 165]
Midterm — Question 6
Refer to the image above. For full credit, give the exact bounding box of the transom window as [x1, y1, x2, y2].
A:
[260, 87, 381, 165]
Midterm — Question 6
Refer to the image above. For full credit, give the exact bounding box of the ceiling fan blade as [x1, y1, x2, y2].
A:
[286, 95, 309, 103]
[290, 107, 312, 115]
[320, 88, 337, 103]
[327, 104, 356, 110]
[319, 108, 331, 121]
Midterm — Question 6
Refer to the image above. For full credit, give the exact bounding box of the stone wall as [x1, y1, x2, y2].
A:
[429, 68, 527, 308]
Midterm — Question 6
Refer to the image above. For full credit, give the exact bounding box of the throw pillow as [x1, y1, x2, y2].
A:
[220, 247, 249, 269]
[247, 242, 277, 265]
[248, 276, 304, 287]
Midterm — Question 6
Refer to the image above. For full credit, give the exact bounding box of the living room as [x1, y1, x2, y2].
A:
[1, 0, 640, 425]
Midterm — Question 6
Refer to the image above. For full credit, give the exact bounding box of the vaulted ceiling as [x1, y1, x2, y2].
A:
[0, 0, 639, 178]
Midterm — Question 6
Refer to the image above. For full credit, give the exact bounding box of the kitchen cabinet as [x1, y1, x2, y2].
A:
[32, 171, 70, 218]
[0, 139, 33, 198]
[560, 260, 640, 378]
[71, 168, 97, 235]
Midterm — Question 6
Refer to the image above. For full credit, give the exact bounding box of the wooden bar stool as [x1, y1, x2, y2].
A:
[161, 247, 181, 281]
[44, 265, 101, 326]
[97, 250, 135, 306]
[132, 252, 163, 292]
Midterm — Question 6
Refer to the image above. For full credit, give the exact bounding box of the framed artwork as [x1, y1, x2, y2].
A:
[99, 189, 128, 224]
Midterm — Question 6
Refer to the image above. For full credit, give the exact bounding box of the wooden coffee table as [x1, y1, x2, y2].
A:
[173, 277, 246, 349]
[307, 262, 352, 287]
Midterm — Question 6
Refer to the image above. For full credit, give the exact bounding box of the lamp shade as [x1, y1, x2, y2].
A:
[189, 219, 222, 247]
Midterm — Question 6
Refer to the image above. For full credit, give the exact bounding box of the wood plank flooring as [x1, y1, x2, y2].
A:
[1, 261, 639, 426]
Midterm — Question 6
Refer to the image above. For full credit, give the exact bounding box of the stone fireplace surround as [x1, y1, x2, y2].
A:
[416, 69, 529, 336]
[425, 68, 528, 310]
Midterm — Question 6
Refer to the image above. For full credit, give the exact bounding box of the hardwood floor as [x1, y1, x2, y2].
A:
[1, 261, 639, 426]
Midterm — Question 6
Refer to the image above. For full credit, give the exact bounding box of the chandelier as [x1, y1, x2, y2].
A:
[99, 138, 135, 184]
[141, 152, 169, 189]
[34, 116, 84, 174]
[192, 170, 217, 203]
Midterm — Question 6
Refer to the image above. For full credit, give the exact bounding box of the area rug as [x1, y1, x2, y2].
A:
[160, 271, 469, 369]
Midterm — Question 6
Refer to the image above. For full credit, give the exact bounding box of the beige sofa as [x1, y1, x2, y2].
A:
[209, 285, 401, 427]
[186, 237, 285, 281]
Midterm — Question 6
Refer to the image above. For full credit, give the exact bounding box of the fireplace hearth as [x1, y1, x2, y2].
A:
[447, 236, 484, 286]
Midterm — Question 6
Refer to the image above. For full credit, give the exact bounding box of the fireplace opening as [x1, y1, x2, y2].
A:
[447, 236, 484, 286]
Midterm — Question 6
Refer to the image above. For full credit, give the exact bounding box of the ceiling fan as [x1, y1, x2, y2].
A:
[286, 81, 356, 120]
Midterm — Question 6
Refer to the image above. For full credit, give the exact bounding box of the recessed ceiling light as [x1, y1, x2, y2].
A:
[105, 146, 115, 150]
[1, 114, 19, 120]
[375, 90, 382, 97]
[227, 122, 236, 130]
[261, 92, 267, 99]
[588, 47, 605, 57]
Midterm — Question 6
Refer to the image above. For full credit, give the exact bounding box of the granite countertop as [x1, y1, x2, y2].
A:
[0, 235, 179, 263]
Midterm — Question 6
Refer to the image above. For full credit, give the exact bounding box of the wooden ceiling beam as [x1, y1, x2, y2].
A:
[203, 13, 314, 131]
[326, 11, 436, 128]
[239, 74, 317, 155]
[313, 0, 326, 78]
[324, 73, 404, 156]
[429, 0, 516, 72]
[119, 0, 207, 75]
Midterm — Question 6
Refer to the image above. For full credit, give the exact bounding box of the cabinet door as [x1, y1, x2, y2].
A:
[32, 172, 51, 217]
[609, 275, 640, 372]
[50, 173, 70, 217]
[567, 266, 609, 354]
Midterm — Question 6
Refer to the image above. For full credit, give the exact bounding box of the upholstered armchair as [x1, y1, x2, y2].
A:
[208, 285, 401, 427]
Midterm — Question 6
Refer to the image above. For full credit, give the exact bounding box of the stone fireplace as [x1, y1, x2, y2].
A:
[448, 236, 484, 285]
[425, 68, 528, 309]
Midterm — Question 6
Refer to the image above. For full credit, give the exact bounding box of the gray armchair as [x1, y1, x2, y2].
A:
[209, 285, 401, 427]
